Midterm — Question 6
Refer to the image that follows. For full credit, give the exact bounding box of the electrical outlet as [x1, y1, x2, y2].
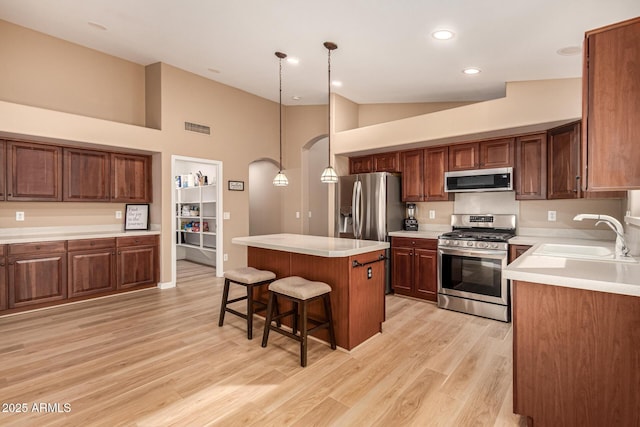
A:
[115, 211, 122, 219]
[548, 210, 557, 221]
[308, 211, 312, 218]
[223, 212, 230, 220]
[16, 211, 25, 221]
[296, 211, 300, 219]
[429, 210, 436, 219]
[223, 253, 228, 262]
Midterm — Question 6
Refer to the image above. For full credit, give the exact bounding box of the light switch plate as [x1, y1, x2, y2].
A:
[223, 212, 230, 220]
[223, 253, 228, 262]
[548, 210, 557, 221]
[296, 211, 300, 219]
[115, 211, 122, 219]
[16, 211, 24, 221]
[429, 210, 436, 219]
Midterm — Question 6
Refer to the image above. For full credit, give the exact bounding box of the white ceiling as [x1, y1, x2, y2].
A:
[1, 0, 639, 105]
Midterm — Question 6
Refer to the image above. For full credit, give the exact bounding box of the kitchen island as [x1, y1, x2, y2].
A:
[232, 233, 389, 350]
[504, 242, 640, 426]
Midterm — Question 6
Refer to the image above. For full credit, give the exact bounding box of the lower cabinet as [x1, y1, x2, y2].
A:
[8, 241, 67, 308]
[68, 238, 116, 298]
[509, 244, 532, 263]
[391, 237, 437, 302]
[0, 245, 6, 310]
[117, 235, 158, 289]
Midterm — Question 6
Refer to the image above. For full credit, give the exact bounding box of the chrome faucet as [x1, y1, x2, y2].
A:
[573, 214, 630, 258]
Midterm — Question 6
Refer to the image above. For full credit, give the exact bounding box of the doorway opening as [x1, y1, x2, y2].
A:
[249, 158, 284, 235]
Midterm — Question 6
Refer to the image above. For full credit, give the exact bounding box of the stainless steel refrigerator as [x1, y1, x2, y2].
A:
[335, 172, 404, 293]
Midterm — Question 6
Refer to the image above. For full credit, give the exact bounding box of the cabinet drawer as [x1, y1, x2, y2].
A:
[0, 244, 5, 257]
[391, 237, 437, 250]
[9, 241, 66, 256]
[117, 235, 157, 247]
[68, 238, 116, 252]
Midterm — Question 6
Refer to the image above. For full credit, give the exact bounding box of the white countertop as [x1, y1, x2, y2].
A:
[0, 225, 160, 244]
[388, 230, 442, 239]
[232, 233, 389, 257]
[504, 239, 640, 297]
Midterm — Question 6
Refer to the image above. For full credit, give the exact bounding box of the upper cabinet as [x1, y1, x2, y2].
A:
[583, 17, 640, 190]
[424, 146, 452, 201]
[349, 155, 373, 174]
[515, 133, 547, 200]
[111, 153, 152, 203]
[349, 152, 400, 174]
[400, 149, 424, 202]
[548, 122, 581, 199]
[63, 148, 111, 202]
[449, 138, 514, 171]
[6, 141, 63, 201]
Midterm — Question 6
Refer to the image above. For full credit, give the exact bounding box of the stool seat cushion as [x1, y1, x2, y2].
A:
[224, 267, 276, 284]
[269, 276, 332, 300]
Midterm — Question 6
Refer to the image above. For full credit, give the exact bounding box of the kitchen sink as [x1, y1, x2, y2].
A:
[532, 243, 637, 262]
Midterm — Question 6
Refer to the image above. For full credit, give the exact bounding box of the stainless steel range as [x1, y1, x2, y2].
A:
[437, 214, 516, 322]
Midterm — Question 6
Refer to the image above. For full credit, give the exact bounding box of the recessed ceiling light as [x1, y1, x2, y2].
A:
[331, 80, 342, 87]
[88, 21, 107, 31]
[286, 57, 299, 65]
[462, 67, 481, 75]
[207, 68, 220, 74]
[432, 30, 455, 40]
[556, 46, 581, 56]
[292, 96, 301, 101]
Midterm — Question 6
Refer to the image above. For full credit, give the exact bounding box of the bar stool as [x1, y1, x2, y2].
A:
[218, 267, 276, 339]
[261, 276, 336, 367]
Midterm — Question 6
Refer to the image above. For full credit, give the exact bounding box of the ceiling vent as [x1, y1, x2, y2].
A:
[184, 121, 211, 135]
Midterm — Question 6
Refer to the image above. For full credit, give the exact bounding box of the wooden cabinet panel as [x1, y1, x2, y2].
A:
[68, 238, 116, 298]
[548, 122, 581, 199]
[349, 250, 386, 347]
[508, 245, 532, 263]
[584, 17, 640, 190]
[116, 235, 158, 290]
[63, 148, 110, 201]
[6, 141, 62, 201]
[0, 245, 6, 311]
[111, 153, 151, 202]
[414, 248, 437, 301]
[9, 241, 67, 256]
[513, 280, 640, 425]
[391, 247, 413, 295]
[401, 149, 424, 201]
[0, 140, 5, 201]
[424, 146, 452, 201]
[373, 152, 400, 172]
[515, 133, 547, 200]
[8, 252, 67, 308]
[449, 142, 479, 171]
[480, 138, 514, 168]
[349, 155, 373, 174]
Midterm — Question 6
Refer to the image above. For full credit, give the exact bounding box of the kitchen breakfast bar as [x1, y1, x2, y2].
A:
[232, 234, 389, 350]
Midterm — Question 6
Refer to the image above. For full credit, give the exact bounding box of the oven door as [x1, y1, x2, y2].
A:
[437, 247, 508, 305]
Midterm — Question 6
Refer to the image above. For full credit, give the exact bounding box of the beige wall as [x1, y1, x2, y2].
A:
[358, 101, 474, 128]
[0, 20, 146, 126]
[249, 160, 283, 235]
[518, 198, 626, 229]
[334, 94, 358, 132]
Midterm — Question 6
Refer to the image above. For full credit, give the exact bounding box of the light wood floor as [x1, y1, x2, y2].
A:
[0, 261, 526, 426]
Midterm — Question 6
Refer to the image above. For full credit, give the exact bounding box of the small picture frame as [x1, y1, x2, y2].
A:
[228, 180, 244, 191]
[124, 204, 150, 231]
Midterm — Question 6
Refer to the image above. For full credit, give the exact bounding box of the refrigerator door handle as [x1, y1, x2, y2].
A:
[355, 180, 363, 239]
[352, 180, 359, 238]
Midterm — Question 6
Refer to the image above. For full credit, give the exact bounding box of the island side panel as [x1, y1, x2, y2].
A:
[348, 250, 386, 348]
[513, 280, 640, 426]
[248, 247, 292, 306]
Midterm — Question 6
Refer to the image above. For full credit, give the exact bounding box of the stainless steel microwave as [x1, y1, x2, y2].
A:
[444, 167, 513, 193]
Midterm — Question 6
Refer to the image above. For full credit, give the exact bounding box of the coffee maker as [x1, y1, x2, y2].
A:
[403, 203, 419, 231]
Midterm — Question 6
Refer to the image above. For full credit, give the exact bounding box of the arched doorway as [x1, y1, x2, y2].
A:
[249, 158, 283, 235]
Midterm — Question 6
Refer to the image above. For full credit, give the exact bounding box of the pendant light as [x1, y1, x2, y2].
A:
[273, 51, 289, 187]
[320, 41, 338, 184]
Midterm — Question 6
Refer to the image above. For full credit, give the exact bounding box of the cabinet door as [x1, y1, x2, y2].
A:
[391, 247, 413, 295]
[349, 155, 373, 175]
[68, 249, 116, 298]
[584, 18, 640, 190]
[548, 122, 581, 199]
[117, 245, 156, 289]
[424, 146, 452, 201]
[373, 152, 400, 172]
[6, 141, 62, 201]
[8, 253, 67, 308]
[111, 153, 151, 202]
[481, 138, 514, 168]
[0, 246, 6, 311]
[515, 134, 547, 200]
[400, 149, 424, 201]
[414, 249, 437, 301]
[63, 148, 110, 201]
[509, 245, 532, 263]
[0, 140, 5, 201]
[449, 142, 479, 171]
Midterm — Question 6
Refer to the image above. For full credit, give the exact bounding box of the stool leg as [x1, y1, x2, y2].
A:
[246, 284, 254, 340]
[300, 300, 308, 367]
[261, 292, 275, 348]
[292, 301, 299, 335]
[218, 278, 231, 327]
[323, 294, 337, 350]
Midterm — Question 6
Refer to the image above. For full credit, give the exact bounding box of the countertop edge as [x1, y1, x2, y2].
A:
[232, 234, 389, 258]
[0, 230, 161, 245]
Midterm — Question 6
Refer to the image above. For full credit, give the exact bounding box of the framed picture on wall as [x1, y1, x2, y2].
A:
[228, 180, 244, 191]
[124, 204, 150, 231]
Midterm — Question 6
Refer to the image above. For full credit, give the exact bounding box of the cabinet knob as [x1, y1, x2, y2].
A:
[35, 246, 41, 250]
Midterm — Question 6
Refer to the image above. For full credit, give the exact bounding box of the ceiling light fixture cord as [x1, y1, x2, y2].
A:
[273, 51, 289, 187]
[321, 41, 338, 184]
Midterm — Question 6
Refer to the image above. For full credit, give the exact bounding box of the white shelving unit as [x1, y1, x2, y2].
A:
[175, 184, 217, 253]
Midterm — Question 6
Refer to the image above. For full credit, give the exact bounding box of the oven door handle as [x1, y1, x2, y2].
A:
[438, 247, 507, 259]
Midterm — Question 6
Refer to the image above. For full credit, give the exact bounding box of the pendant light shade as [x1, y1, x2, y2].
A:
[321, 41, 338, 184]
[273, 51, 288, 187]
